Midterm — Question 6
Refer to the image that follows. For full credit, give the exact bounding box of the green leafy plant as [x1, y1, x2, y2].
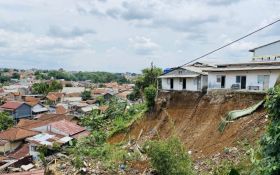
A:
[257, 86, 280, 175]
[0, 112, 14, 131]
[144, 137, 194, 175]
[144, 85, 157, 110]
[81, 90, 92, 101]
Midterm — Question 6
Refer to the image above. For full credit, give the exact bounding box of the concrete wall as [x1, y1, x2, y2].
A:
[253, 41, 280, 57]
[208, 70, 280, 91]
[0, 141, 22, 154]
[161, 76, 207, 91]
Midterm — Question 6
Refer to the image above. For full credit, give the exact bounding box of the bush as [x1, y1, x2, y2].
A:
[144, 137, 194, 175]
[0, 112, 14, 131]
[81, 90, 92, 101]
[144, 85, 157, 110]
[258, 86, 280, 175]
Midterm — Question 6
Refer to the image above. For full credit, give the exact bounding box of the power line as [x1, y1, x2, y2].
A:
[181, 18, 280, 67]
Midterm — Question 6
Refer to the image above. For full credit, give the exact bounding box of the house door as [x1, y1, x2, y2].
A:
[170, 78, 174, 89]
[182, 78, 186, 90]
[197, 77, 201, 90]
[263, 75, 270, 90]
[241, 76, 246, 89]
[221, 76, 226, 88]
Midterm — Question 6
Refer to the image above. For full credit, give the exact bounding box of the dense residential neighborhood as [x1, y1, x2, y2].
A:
[0, 70, 136, 173]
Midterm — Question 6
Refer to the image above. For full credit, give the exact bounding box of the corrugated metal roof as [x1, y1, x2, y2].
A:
[159, 74, 199, 78]
[204, 66, 280, 72]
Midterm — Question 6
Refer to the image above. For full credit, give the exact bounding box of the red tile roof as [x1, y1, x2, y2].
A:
[17, 114, 74, 130]
[50, 120, 86, 136]
[0, 101, 23, 110]
[46, 94, 58, 101]
[56, 105, 67, 114]
[8, 143, 29, 159]
[0, 128, 39, 141]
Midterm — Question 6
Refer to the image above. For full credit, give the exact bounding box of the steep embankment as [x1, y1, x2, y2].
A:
[109, 91, 267, 159]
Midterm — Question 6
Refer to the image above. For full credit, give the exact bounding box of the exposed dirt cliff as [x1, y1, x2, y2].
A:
[109, 91, 267, 160]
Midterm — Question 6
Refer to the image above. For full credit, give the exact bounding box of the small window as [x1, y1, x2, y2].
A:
[193, 78, 197, 85]
[258, 75, 264, 84]
[216, 75, 221, 83]
[236, 76, 241, 83]
[178, 70, 183, 74]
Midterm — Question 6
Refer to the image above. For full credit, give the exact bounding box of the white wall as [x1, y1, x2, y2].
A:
[208, 70, 280, 91]
[253, 41, 280, 57]
[161, 76, 207, 91]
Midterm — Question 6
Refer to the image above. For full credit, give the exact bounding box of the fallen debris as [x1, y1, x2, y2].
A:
[218, 100, 264, 132]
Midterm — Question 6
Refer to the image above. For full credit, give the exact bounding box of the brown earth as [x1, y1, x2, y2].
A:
[108, 91, 267, 160]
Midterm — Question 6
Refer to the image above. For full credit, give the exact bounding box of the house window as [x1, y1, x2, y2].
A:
[178, 70, 183, 74]
[193, 78, 197, 85]
[236, 76, 241, 83]
[257, 75, 264, 84]
[216, 75, 221, 83]
[167, 79, 170, 84]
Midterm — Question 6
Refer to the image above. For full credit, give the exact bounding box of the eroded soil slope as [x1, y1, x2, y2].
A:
[109, 91, 267, 159]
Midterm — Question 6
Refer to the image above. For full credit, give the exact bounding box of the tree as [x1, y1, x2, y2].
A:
[132, 64, 162, 101]
[144, 85, 157, 110]
[12, 73, 20, 79]
[145, 137, 194, 175]
[32, 80, 62, 94]
[258, 86, 280, 175]
[81, 90, 92, 101]
[32, 82, 49, 94]
[0, 112, 14, 131]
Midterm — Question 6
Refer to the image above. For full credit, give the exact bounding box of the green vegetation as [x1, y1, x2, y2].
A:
[144, 85, 157, 110]
[69, 101, 146, 171]
[11, 72, 20, 79]
[32, 80, 62, 94]
[144, 137, 194, 175]
[130, 65, 162, 101]
[257, 86, 280, 174]
[35, 70, 130, 84]
[81, 90, 92, 101]
[0, 112, 14, 131]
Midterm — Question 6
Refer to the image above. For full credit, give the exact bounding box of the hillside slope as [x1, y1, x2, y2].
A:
[109, 91, 267, 160]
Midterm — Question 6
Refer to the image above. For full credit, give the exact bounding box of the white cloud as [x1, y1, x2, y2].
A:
[129, 36, 159, 55]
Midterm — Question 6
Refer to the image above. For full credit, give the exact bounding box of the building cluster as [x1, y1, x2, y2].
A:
[0, 77, 134, 173]
[159, 40, 280, 92]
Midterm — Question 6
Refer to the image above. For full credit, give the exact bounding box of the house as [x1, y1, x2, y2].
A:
[250, 40, 280, 62]
[25, 97, 49, 115]
[116, 90, 133, 100]
[62, 87, 85, 97]
[206, 41, 280, 91]
[0, 128, 38, 154]
[159, 62, 212, 91]
[24, 119, 89, 159]
[0, 102, 32, 120]
[26, 133, 72, 160]
[79, 105, 99, 114]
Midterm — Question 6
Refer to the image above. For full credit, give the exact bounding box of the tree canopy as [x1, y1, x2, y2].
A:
[0, 112, 14, 131]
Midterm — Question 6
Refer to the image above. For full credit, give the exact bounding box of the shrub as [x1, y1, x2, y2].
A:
[81, 90, 92, 101]
[258, 86, 280, 174]
[0, 112, 14, 131]
[144, 85, 157, 110]
[144, 137, 194, 175]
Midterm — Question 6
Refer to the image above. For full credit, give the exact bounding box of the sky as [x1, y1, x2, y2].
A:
[0, 0, 280, 73]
